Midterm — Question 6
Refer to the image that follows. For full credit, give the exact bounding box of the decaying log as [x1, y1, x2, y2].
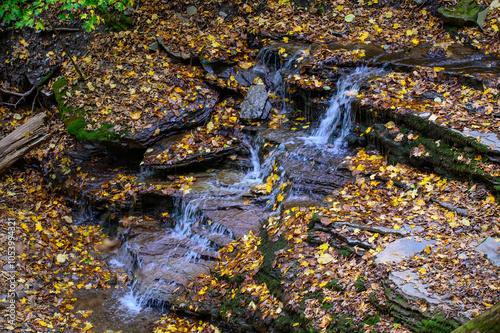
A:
[0, 113, 50, 175]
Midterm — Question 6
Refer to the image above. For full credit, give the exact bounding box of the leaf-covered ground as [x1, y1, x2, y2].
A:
[2, 0, 500, 332]
[167, 149, 499, 332]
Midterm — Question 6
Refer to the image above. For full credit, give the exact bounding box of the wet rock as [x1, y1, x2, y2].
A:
[425, 46, 448, 59]
[278, 155, 346, 196]
[475, 237, 500, 267]
[240, 85, 272, 121]
[375, 236, 436, 264]
[215, 170, 246, 186]
[282, 195, 322, 210]
[203, 207, 265, 239]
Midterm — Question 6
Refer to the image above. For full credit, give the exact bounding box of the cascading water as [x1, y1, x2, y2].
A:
[306, 67, 383, 150]
[258, 45, 309, 113]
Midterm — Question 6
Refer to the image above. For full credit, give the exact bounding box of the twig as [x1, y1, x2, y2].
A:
[0, 88, 27, 97]
[44, 15, 86, 81]
[0, 85, 37, 108]
[53, 27, 80, 33]
[31, 90, 40, 113]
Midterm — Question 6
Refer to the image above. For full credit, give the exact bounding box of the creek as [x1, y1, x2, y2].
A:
[67, 40, 499, 331]
[66, 47, 377, 332]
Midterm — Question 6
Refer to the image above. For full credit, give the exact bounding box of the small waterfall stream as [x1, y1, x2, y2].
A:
[69, 44, 384, 332]
[306, 67, 383, 150]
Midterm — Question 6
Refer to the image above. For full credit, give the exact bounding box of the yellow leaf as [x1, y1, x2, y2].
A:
[393, 225, 401, 230]
[406, 29, 413, 36]
[130, 111, 141, 120]
[359, 31, 369, 41]
[86, 81, 95, 92]
[277, 193, 284, 202]
[418, 267, 427, 274]
[36, 223, 43, 232]
[393, 23, 399, 29]
[318, 253, 336, 264]
[365, 127, 371, 133]
[56, 253, 68, 263]
[433, 67, 445, 72]
[318, 243, 329, 252]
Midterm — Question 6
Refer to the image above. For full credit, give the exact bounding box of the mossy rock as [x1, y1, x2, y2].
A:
[371, 287, 463, 333]
[101, 10, 134, 31]
[53, 77, 124, 143]
[438, 0, 486, 27]
[357, 105, 500, 196]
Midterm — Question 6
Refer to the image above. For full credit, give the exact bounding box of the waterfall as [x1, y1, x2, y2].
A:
[307, 67, 383, 150]
[257, 45, 309, 113]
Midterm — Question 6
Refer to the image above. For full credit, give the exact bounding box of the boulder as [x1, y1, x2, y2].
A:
[438, 0, 485, 26]
[240, 84, 272, 121]
[375, 236, 436, 264]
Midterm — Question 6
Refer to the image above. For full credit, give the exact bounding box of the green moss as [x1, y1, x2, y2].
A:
[370, 286, 461, 333]
[325, 279, 343, 291]
[308, 213, 320, 231]
[338, 246, 355, 258]
[255, 228, 287, 292]
[53, 77, 124, 142]
[354, 278, 367, 292]
[101, 10, 134, 31]
[360, 105, 500, 195]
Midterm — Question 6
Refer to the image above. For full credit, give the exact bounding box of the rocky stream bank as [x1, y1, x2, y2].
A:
[2, 0, 500, 332]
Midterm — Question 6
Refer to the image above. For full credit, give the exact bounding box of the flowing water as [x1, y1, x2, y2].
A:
[306, 67, 384, 150]
[69, 47, 381, 332]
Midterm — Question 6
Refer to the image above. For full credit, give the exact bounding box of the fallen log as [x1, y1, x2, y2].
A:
[0, 113, 50, 175]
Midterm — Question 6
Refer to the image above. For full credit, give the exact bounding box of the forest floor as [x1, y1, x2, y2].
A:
[1, 0, 500, 332]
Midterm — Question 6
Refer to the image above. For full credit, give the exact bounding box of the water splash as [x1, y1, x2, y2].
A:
[306, 67, 383, 151]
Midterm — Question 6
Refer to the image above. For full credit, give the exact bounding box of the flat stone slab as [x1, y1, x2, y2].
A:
[476, 237, 500, 267]
[389, 269, 446, 306]
[462, 130, 500, 153]
[375, 236, 436, 264]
